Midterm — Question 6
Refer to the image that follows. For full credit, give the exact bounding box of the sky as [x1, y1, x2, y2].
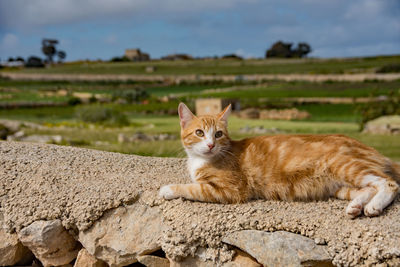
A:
[0, 0, 399, 61]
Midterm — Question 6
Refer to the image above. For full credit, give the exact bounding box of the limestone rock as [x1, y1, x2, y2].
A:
[79, 203, 162, 267]
[239, 108, 259, 119]
[169, 250, 259, 267]
[363, 115, 400, 135]
[18, 220, 80, 267]
[20, 134, 63, 144]
[223, 249, 261, 267]
[0, 229, 33, 266]
[223, 230, 333, 267]
[259, 108, 310, 120]
[74, 249, 107, 267]
[137, 255, 169, 267]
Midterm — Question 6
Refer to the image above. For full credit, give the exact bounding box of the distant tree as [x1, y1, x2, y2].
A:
[25, 56, 45, 68]
[57, 50, 66, 63]
[294, 42, 312, 58]
[266, 41, 312, 58]
[221, 54, 243, 60]
[16, 57, 25, 62]
[8, 57, 15, 62]
[110, 56, 130, 62]
[266, 41, 293, 58]
[42, 39, 58, 63]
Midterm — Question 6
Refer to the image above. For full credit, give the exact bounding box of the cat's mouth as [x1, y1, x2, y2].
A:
[203, 149, 217, 156]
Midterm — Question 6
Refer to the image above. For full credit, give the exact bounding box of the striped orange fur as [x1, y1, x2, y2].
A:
[159, 103, 400, 217]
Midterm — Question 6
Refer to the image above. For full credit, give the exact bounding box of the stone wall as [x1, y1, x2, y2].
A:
[0, 141, 399, 266]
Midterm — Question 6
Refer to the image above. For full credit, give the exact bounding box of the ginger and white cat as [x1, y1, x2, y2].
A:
[159, 103, 400, 218]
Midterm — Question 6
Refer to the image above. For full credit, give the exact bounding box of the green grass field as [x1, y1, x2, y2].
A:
[0, 56, 399, 160]
[1, 79, 399, 124]
[20, 115, 400, 161]
[2, 55, 399, 75]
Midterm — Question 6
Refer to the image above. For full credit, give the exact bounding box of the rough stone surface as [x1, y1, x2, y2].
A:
[169, 248, 260, 267]
[1, 142, 400, 266]
[224, 249, 261, 267]
[0, 141, 186, 232]
[18, 220, 80, 267]
[223, 230, 332, 267]
[74, 249, 107, 267]
[0, 228, 33, 266]
[78, 203, 162, 266]
[137, 255, 169, 267]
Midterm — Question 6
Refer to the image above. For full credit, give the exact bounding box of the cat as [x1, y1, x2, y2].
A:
[159, 103, 400, 218]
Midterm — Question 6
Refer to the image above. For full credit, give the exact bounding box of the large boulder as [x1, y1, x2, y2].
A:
[18, 220, 80, 267]
[78, 203, 162, 267]
[363, 115, 400, 135]
[223, 230, 332, 267]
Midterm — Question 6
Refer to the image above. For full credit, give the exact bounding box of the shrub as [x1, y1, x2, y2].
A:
[25, 56, 45, 68]
[0, 124, 10, 140]
[110, 56, 130, 62]
[112, 88, 149, 103]
[67, 97, 82, 106]
[89, 94, 97, 103]
[376, 63, 400, 73]
[75, 105, 129, 127]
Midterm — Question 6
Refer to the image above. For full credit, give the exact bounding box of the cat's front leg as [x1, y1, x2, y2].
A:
[159, 183, 236, 203]
[159, 184, 180, 200]
[159, 183, 211, 201]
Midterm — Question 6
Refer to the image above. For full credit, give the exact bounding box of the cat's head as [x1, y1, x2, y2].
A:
[178, 102, 231, 159]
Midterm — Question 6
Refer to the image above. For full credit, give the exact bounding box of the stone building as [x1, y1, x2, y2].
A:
[195, 98, 240, 116]
[124, 49, 150, 61]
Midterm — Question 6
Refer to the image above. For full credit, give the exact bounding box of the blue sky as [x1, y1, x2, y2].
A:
[0, 0, 399, 61]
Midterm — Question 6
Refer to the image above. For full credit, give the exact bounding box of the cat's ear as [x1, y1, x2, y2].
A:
[178, 103, 195, 128]
[218, 104, 231, 123]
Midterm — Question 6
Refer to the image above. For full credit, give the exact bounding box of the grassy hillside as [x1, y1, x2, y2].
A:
[0, 55, 399, 160]
[2, 55, 400, 75]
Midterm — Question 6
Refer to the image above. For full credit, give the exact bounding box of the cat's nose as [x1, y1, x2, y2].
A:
[207, 143, 215, 150]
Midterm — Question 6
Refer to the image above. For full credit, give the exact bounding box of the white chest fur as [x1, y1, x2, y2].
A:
[187, 156, 207, 182]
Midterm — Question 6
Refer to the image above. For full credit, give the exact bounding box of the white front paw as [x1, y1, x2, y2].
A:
[159, 184, 176, 200]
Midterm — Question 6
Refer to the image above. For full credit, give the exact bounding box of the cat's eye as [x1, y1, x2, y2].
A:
[195, 129, 204, 137]
[215, 131, 223, 138]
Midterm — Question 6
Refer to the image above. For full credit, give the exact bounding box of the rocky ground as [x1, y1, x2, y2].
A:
[0, 141, 399, 266]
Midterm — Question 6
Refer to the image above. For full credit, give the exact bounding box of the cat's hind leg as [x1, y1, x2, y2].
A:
[334, 186, 377, 218]
[359, 174, 399, 216]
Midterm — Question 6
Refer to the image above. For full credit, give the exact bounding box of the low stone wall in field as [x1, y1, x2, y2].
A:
[2, 72, 400, 83]
[0, 141, 399, 266]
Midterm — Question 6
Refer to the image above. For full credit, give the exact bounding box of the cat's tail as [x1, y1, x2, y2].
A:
[384, 158, 400, 185]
